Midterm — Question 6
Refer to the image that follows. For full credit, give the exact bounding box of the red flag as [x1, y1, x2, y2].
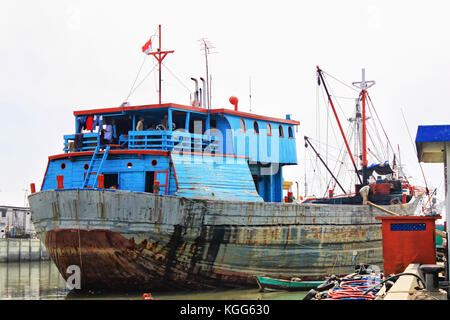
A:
[142, 38, 152, 54]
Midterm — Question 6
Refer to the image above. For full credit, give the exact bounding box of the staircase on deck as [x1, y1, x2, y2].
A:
[82, 145, 110, 188]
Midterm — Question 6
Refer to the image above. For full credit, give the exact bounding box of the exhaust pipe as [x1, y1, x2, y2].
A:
[200, 77, 206, 108]
[191, 78, 198, 107]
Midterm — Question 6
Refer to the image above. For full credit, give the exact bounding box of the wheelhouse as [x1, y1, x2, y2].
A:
[41, 102, 300, 202]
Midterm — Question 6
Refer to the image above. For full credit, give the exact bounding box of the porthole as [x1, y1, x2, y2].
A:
[151, 159, 158, 166]
[127, 162, 133, 169]
[83, 163, 89, 170]
[61, 163, 66, 170]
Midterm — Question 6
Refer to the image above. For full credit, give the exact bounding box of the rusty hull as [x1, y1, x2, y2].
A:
[30, 189, 420, 291]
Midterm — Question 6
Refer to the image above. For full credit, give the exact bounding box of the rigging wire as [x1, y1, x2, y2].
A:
[123, 27, 160, 103]
[400, 108, 430, 195]
[127, 62, 159, 98]
[366, 93, 397, 158]
[162, 62, 194, 94]
[322, 70, 360, 93]
[124, 55, 148, 102]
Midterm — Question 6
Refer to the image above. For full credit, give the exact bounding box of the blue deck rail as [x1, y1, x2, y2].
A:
[127, 131, 219, 152]
[64, 131, 219, 153]
[64, 133, 100, 153]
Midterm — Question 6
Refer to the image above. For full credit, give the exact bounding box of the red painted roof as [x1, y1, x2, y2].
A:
[49, 150, 248, 161]
[73, 103, 300, 125]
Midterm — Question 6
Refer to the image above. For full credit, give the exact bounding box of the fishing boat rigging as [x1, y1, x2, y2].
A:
[304, 67, 418, 205]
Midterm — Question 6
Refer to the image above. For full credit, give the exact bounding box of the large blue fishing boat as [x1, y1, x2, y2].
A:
[29, 26, 421, 291]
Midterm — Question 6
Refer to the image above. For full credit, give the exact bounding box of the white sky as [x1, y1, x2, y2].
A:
[0, 0, 449, 218]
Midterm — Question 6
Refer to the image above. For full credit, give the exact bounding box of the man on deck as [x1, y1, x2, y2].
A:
[136, 117, 145, 131]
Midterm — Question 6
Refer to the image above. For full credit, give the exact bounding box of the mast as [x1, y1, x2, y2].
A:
[146, 25, 174, 104]
[352, 68, 375, 185]
[316, 66, 363, 185]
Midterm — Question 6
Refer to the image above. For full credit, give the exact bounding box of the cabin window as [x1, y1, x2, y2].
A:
[151, 159, 158, 166]
[288, 126, 294, 138]
[83, 163, 89, 170]
[267, 123, 272, 136]
[279, 125, 284, 137]
[61, 163, 66, 170]
[239, 119, 246, 132]
[127, 162, 133, 169]
[253, 121, 259, 134]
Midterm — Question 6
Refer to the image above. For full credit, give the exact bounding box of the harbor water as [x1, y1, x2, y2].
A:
[0, 261, 308, 300]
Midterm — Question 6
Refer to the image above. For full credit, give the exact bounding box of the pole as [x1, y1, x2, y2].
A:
[362, 89, 368, 184]
[204, 41, 210, 109]
[158, 25, 162, 104]
[304, 136, 347, 194]
[317, 66, 363, 184]
[146, 25, 174, 105]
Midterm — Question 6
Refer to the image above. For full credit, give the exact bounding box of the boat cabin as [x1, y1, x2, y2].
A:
[41, 102, 299, 202]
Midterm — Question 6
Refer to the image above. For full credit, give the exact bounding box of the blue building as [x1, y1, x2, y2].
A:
[41, 103, 299, 202]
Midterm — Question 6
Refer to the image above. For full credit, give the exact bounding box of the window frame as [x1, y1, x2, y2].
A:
[279, 125, 284, 137]
[253, 121, 259, 135]
[239, 118, 246, 132]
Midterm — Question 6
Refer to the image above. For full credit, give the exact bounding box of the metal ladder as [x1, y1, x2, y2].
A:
[82, 145, 110, 188]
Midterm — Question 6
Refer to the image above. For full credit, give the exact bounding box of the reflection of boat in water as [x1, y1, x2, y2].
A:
[29, 26, 421, 291]
[256, 276, 324, 292]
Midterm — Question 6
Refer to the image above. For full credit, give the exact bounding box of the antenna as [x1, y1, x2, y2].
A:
[199, 38, 217, 109]
[249, 76, 252, 112]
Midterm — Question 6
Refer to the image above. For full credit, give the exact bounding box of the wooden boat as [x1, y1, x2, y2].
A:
[256, 276, 325, 292]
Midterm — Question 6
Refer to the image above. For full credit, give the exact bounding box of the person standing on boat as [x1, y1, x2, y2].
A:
[136, 117, 145, 131]
[136, 117, 145, 146]
[160, 114, 169, 130]
[104, 121, 113, 145]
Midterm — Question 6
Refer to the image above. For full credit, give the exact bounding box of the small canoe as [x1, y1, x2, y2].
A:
[256, 276, 325, 292]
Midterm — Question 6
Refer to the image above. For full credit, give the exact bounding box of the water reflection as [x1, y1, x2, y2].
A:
[0, 261, 307, 300]
[0, 261, 68, 300]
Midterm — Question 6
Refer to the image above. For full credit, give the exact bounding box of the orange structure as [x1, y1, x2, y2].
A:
[376, 215, 440, 275]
